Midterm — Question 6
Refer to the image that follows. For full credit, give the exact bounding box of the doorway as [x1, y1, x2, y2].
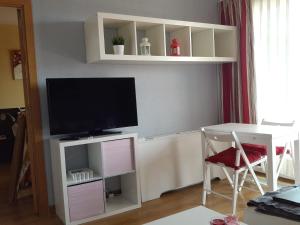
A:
[0, 6, 27, 201]
[0, 0, 48, 216]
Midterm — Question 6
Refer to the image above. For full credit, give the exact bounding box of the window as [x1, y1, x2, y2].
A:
[252, 0, 300, 122]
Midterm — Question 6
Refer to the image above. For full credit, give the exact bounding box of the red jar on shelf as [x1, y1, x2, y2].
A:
[170, 38, 180, 56]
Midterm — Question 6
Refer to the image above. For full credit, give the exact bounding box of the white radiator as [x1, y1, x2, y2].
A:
[138, 131, 225, 202]
[256, 156, 295, 180]
[280, 157, 294, 179]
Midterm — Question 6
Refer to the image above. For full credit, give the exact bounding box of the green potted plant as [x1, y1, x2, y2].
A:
[112, 36, 125, 55]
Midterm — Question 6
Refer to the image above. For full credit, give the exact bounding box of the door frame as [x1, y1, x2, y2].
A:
[0, 0, 49, 215]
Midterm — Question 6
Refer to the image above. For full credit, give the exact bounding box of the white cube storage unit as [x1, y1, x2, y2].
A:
[85, 12, 237, 63]
[50, 133, 141, 225]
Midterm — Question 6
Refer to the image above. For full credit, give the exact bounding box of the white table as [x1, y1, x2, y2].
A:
[143, 206, 247, 225]
[202, 123, 300, 191]
[244, 207, 299, 225]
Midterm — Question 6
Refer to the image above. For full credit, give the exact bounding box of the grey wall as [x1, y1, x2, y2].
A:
[31, 0, 219, 205]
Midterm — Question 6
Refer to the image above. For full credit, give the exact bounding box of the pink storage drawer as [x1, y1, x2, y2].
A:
[102, 138, 134, 177]
[67, 181, 104, 222]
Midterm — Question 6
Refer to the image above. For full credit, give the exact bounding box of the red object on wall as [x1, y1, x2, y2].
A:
[170, 39, 180, 56]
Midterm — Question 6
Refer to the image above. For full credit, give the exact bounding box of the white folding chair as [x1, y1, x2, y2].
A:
[201, 128, 267, 215]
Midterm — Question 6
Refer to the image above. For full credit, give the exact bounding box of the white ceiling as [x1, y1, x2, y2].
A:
[0, 7, 18, 25]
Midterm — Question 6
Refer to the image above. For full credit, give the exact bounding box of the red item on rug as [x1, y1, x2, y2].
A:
[224, 215, 239, 225]
[210, 219, 225, 225]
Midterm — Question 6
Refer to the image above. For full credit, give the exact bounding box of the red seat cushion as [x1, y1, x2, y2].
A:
[242, 143, 267, 155]
[205, 147, 263, 170]
[241, 143, 285, 156]
[276, 146, 285, 155]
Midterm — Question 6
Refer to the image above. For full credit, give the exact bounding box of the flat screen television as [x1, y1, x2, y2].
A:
[46, 78, 138, 136]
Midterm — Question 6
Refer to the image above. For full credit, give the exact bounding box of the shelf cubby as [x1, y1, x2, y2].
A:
[191, 27, 214, 57]
[103, 18, 137, 55]
[104, 173, 139, 213]
[214, 28, 237, 58]
[165, 24, 191, 56]
[136, 22, 165, 56]
[64, 143, 103, 186]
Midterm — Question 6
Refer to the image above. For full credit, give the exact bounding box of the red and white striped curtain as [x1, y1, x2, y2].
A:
[219, 0, 257, 124]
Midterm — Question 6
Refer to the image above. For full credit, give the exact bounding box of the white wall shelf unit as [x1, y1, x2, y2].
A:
[50, 133, 141, 225]
[85, 12, 237, 63]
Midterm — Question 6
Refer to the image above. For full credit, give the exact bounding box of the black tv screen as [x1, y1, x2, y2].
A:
[46, 78, 138, 135]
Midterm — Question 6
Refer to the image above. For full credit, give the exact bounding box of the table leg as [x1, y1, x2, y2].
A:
[266, 138, 278, 191]
[201, 132, 211, 192]
[294, 136, 300, 184]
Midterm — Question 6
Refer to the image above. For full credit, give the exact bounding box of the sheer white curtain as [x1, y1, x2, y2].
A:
[252, 0, 300, 123]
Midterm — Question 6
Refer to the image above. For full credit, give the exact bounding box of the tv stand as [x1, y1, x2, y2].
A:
[60, 131, 122, 141]
[60, 136, 80, 141]
[89, 130, 122, 136]
[50, 133, 141, 225]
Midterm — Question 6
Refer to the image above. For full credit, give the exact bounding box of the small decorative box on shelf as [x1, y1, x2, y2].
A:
[84, 12, 238, 63]
[66, 168, 102, 187]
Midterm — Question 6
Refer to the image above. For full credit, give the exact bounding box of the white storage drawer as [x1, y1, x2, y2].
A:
[102, 138, 135, 177]
[67, 181, 104, 222]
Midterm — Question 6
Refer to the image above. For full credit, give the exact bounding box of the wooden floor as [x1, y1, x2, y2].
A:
[0, 164, 292, 225]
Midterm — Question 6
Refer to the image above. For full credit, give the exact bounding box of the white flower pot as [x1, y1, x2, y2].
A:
[113, 45, 125, 55]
